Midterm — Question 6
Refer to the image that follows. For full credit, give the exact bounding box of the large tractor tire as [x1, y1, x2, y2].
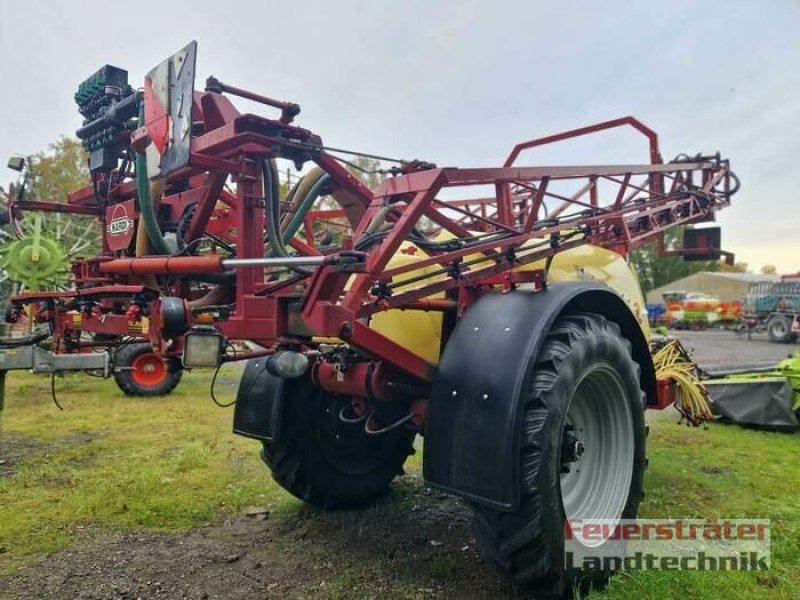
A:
[471, 312, 647, 598]
[767, 315, 795, 343]
[261, 377, 415, 509]
[113, 343, 183, 397]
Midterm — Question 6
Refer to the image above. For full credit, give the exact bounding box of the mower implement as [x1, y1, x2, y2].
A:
[704, 350, 800, 431]
[0, 41, 740, 596]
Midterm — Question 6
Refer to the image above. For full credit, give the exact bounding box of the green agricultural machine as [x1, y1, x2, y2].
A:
[706, 351, 800, 432]
[0, 215, 72, 291]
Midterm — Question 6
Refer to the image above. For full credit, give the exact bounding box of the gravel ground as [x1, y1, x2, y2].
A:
[669, 330, 799, 373]
[0, 477, 510, 600]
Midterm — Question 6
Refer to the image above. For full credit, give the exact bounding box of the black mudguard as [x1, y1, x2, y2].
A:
[232, 357, 285, 442]
[423, 282, 655, 511]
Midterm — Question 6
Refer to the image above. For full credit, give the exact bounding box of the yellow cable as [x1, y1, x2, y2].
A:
[651, 338, 712, 426]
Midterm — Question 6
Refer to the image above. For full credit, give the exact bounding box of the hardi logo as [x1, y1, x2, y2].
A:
[105, 200, 137, 251]
[107, 204, 134, 236]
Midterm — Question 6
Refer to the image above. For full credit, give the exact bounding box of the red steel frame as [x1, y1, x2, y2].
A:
[8, 82, 734, 388]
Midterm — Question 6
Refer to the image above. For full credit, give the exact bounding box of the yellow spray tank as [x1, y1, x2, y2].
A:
[369, 236, 650, 365]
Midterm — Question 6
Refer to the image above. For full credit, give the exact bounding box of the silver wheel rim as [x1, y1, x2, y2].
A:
[772, 320, 787, 337]
[560, 365, 634, 548]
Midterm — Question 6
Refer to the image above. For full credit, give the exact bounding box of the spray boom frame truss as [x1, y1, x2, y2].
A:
[9, 79, 735, 387]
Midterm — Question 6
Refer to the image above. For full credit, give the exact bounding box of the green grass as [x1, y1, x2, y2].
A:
[592, 416, 800, 599]
[0, 369, 296, 572]
[1, 371, 799, 598]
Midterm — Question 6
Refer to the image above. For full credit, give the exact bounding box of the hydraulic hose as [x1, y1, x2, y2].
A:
[365, 205, 393, 236]
[135, 104, 172, 256]
[280, 167, 326, 228]
[281, 168, 330, 244]
[0, 331, 50, 349]
[261, 159, 312, 275]
[133, 108, 234, 287]
[263, 159, 283, 253]
[187, 283, 233, 309]
[651, 338, 713, 426]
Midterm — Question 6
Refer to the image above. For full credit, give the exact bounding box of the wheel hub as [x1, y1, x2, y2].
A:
[559, 366, 635, 548]
[130, 353, 168, 387]
[560, 427, 585, 468]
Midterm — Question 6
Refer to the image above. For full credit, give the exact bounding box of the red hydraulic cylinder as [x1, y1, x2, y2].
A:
[98, 255, 226, 275]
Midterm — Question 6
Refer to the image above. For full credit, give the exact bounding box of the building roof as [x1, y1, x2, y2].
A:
[701, 272, 781, 283]
[649, 272, 780, 292]
[645, 271, 782, 303]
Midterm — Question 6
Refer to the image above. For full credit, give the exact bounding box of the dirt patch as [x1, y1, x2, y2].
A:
[699, 465, 726, 475]
[0, 431, 51, 479]
[0, 429, 103, 479]
[0, 475, 515, 599]
[57, 431, 104, 445]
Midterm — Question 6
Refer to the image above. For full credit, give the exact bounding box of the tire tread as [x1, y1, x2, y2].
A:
[471, 312, 646, 598]
[113, 343, 182, 397]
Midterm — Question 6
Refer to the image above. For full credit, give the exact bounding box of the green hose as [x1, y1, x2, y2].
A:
[135, 105, 172, 255]
[281, 173, 330, 244]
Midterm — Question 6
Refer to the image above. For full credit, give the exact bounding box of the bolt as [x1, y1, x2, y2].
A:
[451, 390, 458, 397]
[504, 327, 511, 332]
[573, 440, 585, 460]
[482, 393, 489, 400]
[561, 428, 585, 464]
[473, 326, 480, 332]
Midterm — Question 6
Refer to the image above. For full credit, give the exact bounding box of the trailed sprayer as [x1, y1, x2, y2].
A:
[0, 43, 738, 597]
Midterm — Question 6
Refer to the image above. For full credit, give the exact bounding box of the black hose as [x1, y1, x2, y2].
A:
[718, 171, 741, 197]
[51, 372, 64, 411]
[261, 159, 312, 276]
[0, 331, 50, 348]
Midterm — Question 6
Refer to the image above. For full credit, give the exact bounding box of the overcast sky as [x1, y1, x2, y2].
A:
[1, 0, 798, 272]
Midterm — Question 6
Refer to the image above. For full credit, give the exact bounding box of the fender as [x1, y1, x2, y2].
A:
[232, 357, 285, 442]
[423, 282, 656, 511]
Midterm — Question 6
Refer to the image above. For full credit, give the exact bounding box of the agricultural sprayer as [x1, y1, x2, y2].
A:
[0, 42, 739, 596]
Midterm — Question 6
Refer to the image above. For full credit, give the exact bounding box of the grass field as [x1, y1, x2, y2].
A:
[0, 369, 798, 599]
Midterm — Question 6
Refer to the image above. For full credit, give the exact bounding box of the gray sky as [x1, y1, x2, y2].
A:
[1, 0, 798, 272]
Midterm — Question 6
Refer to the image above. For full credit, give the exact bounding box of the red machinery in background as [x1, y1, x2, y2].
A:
[661, 291, 743, 330]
